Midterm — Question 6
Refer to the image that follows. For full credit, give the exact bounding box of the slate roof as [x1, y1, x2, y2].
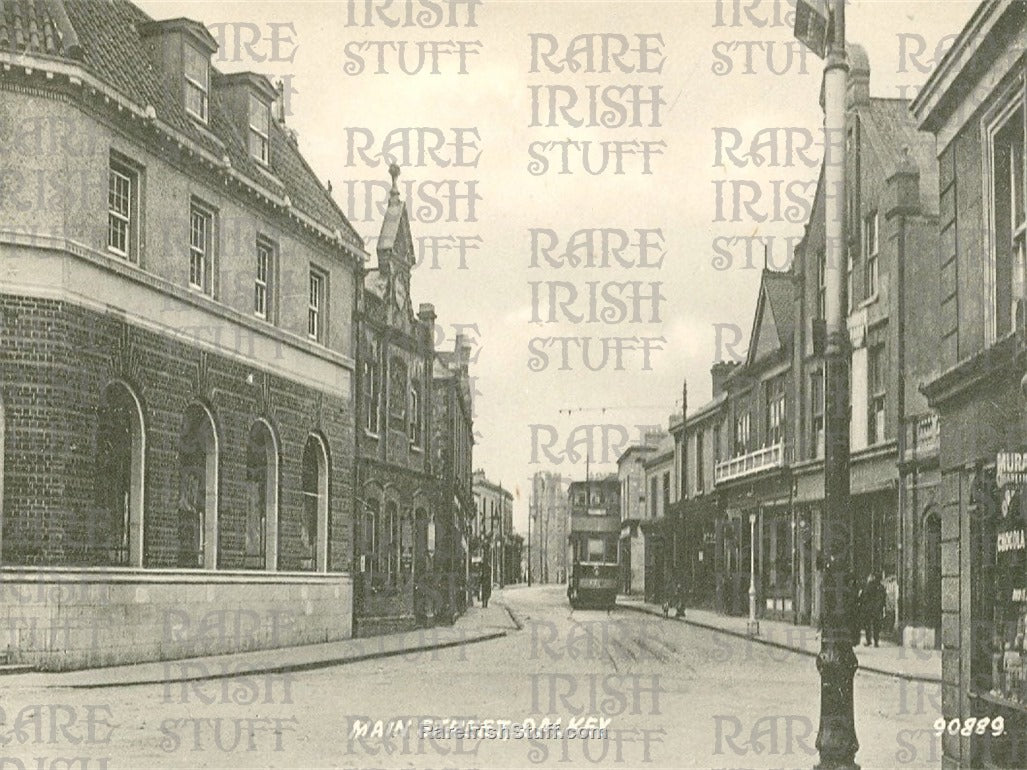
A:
[0, 0, 360, 247]
[860, 97, 939, 217]
[762, 269, 795, 349]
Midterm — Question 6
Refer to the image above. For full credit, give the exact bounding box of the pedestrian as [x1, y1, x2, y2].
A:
[858, 573, 887, 647]
[480, 563, 492, 609]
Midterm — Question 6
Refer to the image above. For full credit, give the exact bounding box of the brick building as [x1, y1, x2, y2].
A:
[0, 0, 363, 668]
[911, 1, 1027, 765]
[432, 335, 475, 614]
[668, 370, 728, 611]
[790, 46, 940, 637]
[472, 471, 513, 587]
[352, 166, 442, 635]
[616, 434, 665, 596]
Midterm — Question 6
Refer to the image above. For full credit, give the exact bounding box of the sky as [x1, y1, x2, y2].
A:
[139, 0, 979, 535]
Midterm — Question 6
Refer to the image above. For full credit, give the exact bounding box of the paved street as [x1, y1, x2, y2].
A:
[2, 585, 942, 769]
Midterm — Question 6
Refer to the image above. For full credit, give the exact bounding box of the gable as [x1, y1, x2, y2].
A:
[748, 285, 782, 365]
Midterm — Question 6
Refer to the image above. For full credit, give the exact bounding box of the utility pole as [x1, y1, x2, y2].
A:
[794, 0, 858, 766]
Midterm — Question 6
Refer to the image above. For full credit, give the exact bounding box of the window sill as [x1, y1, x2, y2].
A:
[410, 444, 423, 453]
[106, 246, 132, 261]
[364, 429, 380, 439]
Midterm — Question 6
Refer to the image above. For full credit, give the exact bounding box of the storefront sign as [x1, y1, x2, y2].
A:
[997, 451, 1027, 488]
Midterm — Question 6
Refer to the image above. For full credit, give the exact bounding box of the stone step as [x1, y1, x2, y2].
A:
[0, 663, 35, 675]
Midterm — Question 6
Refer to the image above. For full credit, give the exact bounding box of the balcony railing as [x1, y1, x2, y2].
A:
[714, 442, 786, 485]
[903, 412, 939, 461]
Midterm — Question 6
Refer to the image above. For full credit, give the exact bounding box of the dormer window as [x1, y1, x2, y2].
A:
[184, 44, 209, 122]
[249, 94, 270, 165]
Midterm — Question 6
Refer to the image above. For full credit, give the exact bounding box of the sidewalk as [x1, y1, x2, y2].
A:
[618, 595, 941, 684]
[11, 595, 519, 690]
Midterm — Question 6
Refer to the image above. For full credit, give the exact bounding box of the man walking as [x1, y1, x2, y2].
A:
[480, 561, 492, 609]
[858, 573, 887, 647]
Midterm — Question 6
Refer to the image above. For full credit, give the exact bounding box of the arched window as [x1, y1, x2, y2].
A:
[301, 434, 329, 572]
[245, 420, 278, 570]
[399, 507, 413, 580]
[96, 382, 146, 566]
[389, 356, 407, 424]
[179, 404, 218, 569]
[362, 496, 380, 580]
[409, 377, 422, 447]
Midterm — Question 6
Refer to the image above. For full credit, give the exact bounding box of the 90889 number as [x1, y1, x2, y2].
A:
[933, 717, 1005, 737]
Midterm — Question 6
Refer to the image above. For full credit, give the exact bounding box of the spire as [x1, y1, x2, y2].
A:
[389, 162, 401, 203]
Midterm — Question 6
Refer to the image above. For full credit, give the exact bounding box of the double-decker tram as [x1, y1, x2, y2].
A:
[568, 533, 619, 609]
[566, 476, 621, 610]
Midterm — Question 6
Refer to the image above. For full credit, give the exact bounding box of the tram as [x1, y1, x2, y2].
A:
[566, 477, 620, 610]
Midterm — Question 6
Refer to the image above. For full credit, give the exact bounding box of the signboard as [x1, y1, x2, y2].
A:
[793, 0, 831, 59]
[992, 453, 1027, 703]
[998, 451, 1027, 488]
[578, 578, 615, 589]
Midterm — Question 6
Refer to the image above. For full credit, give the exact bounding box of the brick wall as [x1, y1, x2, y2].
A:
[0, 294, 354, 570]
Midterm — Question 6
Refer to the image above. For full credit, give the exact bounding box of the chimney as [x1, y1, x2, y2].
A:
[846, 43, 870, 108]
[887, 145, 921, 217]
[454, 333, 472, 372]
[418, 302, 436, 326]
[711, 361, 739, 398]
[273, 79, 286, 123]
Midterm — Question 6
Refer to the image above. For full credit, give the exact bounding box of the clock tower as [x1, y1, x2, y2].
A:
[377, 162, 415, 324]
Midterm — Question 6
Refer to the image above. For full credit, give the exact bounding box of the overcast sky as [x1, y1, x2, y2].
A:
[140, 0, 978, 534]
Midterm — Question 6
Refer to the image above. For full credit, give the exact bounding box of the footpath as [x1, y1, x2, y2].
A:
[618, 595, 941, 684]
[10, 594, 520, 690]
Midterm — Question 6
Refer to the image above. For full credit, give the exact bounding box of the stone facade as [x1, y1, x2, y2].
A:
[912, 3, 1027, 764]
[0, 1, 361, 668]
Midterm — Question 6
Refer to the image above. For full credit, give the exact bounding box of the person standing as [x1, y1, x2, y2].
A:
[480, 561, 492, 609]
[858, 573, 887, 647]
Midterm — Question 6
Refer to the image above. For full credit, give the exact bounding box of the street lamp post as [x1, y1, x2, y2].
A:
[794, 0, 858, 767]
[747, 511, 759, 636]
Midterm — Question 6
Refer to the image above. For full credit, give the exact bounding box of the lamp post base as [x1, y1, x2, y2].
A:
[815, 630, 860, 770]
